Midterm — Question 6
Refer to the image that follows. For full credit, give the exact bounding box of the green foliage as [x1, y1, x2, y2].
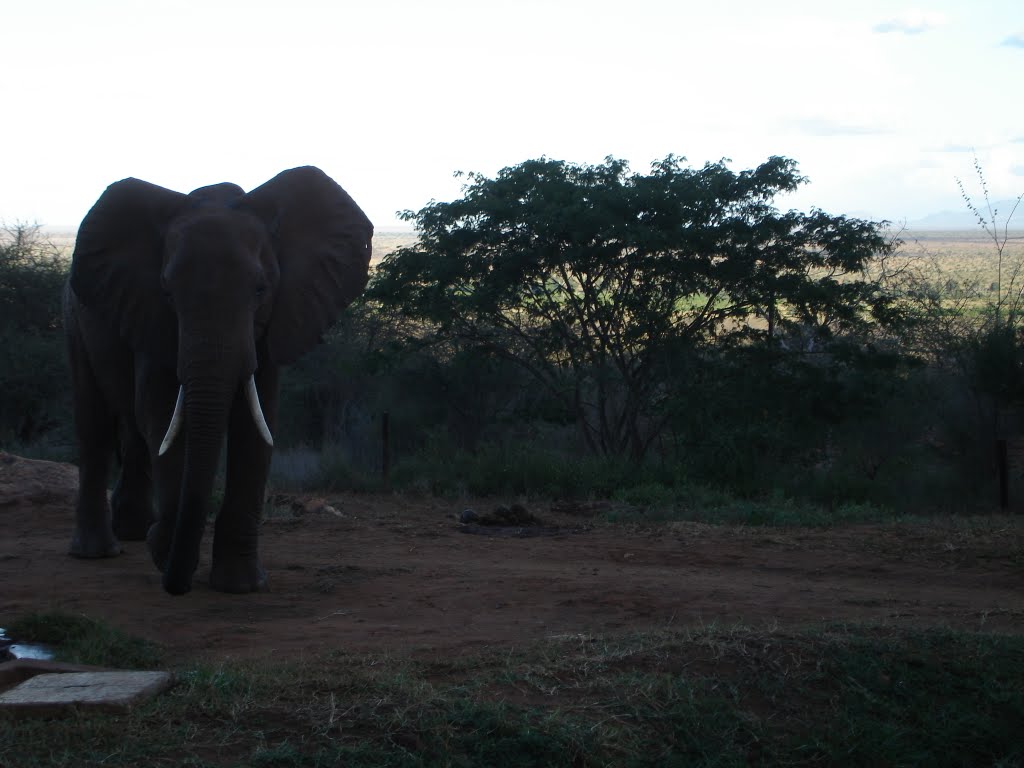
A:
[277, 301, 391, 450]
[0, 222, 70, 444]
[368, 155, 894, 460]
[971, 323, 1024, 404]
[900, 162, 1024, 406]
[387, 438, 637, 498]
[0, 223, 66, 332]
[662, 340, 912, 490]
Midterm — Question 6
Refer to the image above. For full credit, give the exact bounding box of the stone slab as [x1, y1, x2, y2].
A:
[0, 670, 174, 715]
[0, 659, 107, 692]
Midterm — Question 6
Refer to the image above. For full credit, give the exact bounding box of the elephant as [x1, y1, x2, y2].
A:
[64, 166, 373, 595]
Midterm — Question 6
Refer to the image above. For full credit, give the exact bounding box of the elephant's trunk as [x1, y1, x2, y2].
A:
[161, 378, 234, 595]
[159, 375, 272, 456]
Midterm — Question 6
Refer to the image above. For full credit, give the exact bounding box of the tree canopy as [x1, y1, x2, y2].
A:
[367, 156, 893, 458]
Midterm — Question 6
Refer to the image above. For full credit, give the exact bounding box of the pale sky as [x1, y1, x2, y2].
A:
[2, 0, 1023, 230]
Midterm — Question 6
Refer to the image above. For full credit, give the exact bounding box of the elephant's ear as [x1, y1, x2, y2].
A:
[70, 178, 191, 359]
[238, 166, 373, 366]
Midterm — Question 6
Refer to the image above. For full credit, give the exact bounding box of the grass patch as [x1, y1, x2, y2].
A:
[3, 611, 161, 668]
[2, 614, 1022, 766]
[607, 483, 897, 527]
[270, 444, 381, 494]
[358, 443, 921, 526]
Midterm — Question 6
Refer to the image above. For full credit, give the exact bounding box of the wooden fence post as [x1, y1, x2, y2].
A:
[997, 439, 1009, 510]
[382, 411, 390, 485]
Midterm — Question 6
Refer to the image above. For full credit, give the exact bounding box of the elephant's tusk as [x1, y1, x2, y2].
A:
[246, 375, 274, 448]
[158, 386, 185, 456]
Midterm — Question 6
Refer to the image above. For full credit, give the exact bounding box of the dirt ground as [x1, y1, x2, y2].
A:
[2, 455, 1023, 662]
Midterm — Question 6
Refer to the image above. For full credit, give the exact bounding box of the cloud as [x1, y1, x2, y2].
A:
[791, 118, 889, 137]
[939, 144, 977, 153]
[1001, 34, 1024, 48]
[1012, 166, 1024, 177]
[1012, 137, 1024, 144]
[873, 11, 947, 35]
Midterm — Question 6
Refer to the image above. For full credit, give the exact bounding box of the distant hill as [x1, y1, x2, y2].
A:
[908, 199, 1024, 230]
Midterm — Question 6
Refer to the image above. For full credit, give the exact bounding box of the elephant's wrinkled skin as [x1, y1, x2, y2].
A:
[64, 166, 372, 595]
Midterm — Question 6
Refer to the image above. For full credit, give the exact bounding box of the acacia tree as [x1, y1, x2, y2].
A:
[367, 156, 892, 459]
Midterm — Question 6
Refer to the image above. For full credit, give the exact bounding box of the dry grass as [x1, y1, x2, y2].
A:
[897, 227, 1024, 291]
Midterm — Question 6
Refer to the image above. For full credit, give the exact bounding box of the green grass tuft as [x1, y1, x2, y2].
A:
[5, 611, 162, 668]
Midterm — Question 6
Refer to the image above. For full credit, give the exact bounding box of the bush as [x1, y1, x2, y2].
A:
[0, 223, 70, 445]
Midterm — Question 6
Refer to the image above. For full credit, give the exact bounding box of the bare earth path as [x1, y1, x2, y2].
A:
[2, 458, 1023, 661]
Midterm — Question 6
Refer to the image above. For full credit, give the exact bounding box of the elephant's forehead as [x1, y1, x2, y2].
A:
[188, 182, 246, 204]
[162, 213, 269, 288]
[166, 210, 266, 255]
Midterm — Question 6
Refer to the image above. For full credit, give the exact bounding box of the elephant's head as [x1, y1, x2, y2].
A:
[70, 166, 373, 593]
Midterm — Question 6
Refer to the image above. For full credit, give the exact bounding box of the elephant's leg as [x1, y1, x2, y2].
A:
[111, 423, 155, 541]
[135, 364, 185, 572]
[67, 326, 121, 558]
[209, 366, 278, 593]
[146, 454, 183, 573]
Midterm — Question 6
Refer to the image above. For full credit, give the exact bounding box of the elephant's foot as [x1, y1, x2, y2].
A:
[69, 526, 122, 558]
[209, 553, 268, 594]
[146, 522, 172, 572]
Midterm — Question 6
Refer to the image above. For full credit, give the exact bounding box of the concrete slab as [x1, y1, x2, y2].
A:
[0, 670, 174, 715]
[0, 659, 107, 691]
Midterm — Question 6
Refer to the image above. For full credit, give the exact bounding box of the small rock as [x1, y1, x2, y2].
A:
[492, 504, 540, 526]
[301, 497, 327, 515]
[300, 498, 345, 518]
[459, 509, 479, 524]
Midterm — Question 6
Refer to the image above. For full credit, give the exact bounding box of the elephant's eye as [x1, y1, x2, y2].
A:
[255, 282, 268, 300]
